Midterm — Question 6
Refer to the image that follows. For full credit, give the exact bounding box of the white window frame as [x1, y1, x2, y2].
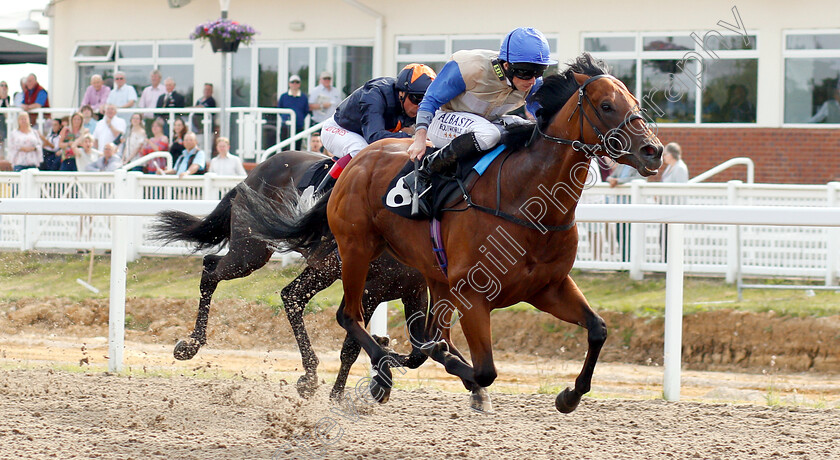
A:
[71, 42, 115, 62]
[781, 29, 840, 128]
[395, 33, 561, 73]
[582, 30, 760, 126]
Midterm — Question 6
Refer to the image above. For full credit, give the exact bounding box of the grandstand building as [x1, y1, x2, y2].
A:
[46, 0, 839, 183]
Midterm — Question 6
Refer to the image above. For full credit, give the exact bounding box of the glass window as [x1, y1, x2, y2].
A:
[158, 64, 194, 105]
[159, 43, 193, 58]
[231, 48, 252, 107]
[117, 44, 153, 59]
[584, 37, 635, 52]
[398, 40, 445, 55]
[288, 47, 311, 94]
[784, 32, 840, 124]
[786, 33, 840, 50]
[340, 46, 372, 97]
[72, 43, 114, 61]
[77, 65, 114, 104]
[119, 65, 154, 97]
[453, 38, 500, 53]
[641, 60, 696, 123]
[586, 32, 757, 123]
[398, 61, 446, 74]
[643, 36, 694, 52]
[258, 48, 279, 107]
[701, 59, 757, 123]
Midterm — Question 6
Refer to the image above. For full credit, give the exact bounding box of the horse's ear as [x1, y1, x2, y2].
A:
[573, 72, 589, 86]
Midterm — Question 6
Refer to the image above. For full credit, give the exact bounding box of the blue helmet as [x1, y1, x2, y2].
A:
[499, 27, 558, 66]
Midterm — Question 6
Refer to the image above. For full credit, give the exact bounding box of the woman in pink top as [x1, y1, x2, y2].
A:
[8, 112, 43, 171]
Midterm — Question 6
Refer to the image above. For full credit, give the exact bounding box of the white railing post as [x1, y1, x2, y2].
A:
[663, 222, 685, 401]
[108, 169, 129, 372]
[203, 173, 218, 200]
[827, 182, 839, 286]
[20, 168, 37, 250]
[629, 179, 645, 280]
[125, 171, 141, 262]
[726, 180, 742, 283]
[369, 301, 389, 377]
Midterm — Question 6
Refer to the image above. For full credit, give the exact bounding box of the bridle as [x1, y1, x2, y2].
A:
[535, 74, 646, 158]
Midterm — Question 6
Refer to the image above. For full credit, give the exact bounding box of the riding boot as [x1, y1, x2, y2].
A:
[315, 154, 352, 195]
[410, 132, 485, 217]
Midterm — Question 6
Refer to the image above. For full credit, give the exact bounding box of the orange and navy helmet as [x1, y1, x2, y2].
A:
[396, 63, 437, 95]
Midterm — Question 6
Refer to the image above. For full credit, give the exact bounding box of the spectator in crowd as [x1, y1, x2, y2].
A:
[159, 132, 205, 178]
[0, 81, 10, 145]
[156, 77, 186, 135]
[195, 83, 216, 108]
[21, 73, 50, 126]
[12, 78, 25, 107]
[169, 117, 188, 166]
[278, 75, 309, 150]
[193, 83, 216, 134]
[308, 71, 342, 124]
[86, 142, 122, 172]
[661, 142, 689, 183]
[156, 77, 185, 111]
[81, 74, 111, 119]
[122, 113, 148, 170]
[8, 112, 43, 171]
[207, 137, 246, 176]
[58, 112, 88, 171]
[69, 134, 100, 172]
[80, 105, 98, 133]
[308, 131, 324, 154]
[140, 118, 169, 174]
[139, 70, 165, 133]
[808, 80, 840, 123]
[721, 83, 755, 123]
[38, 119, 63, 171]
[105, 71, 137, 123]
[93, 104, 126, 151]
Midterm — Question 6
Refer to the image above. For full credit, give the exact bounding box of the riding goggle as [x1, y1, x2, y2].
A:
[510, 65, 547, 80]
[407, 93, 424, 104]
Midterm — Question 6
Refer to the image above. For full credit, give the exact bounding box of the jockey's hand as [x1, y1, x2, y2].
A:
[408, 130, 428, 161]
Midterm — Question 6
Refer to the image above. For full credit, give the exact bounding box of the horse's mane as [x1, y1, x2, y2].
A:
[534, 53, 611, 129]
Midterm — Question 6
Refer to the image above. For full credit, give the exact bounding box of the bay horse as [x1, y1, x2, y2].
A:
[150, 151, 431, 400]
[237, 54, 663, 412]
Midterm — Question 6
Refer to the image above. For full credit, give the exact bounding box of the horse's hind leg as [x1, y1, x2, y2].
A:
[281, 257, 341, 398]
[528, 275, 607, 414]
[174, 242, 273, 360]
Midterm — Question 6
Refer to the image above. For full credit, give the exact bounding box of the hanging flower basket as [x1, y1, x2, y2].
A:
[190, 18, 257, 53]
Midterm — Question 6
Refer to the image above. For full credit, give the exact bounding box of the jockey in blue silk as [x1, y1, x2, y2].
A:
[315, 63, 436, 193]
[407, 27, 557, 189]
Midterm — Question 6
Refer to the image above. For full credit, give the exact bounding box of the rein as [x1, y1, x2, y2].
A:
[534, 74, 645, 159]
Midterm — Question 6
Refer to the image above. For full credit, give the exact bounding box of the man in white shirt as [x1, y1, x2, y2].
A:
[161, 132, 206, 178]
[86, 143, 122, 172]
[308, 71, 342, 124]
[661, 142, 689, 183]
[93, 104, 127, 151]
[138, 69, 165, 132]
[106, 71, 137, 123]
[207, 137, 246, 176]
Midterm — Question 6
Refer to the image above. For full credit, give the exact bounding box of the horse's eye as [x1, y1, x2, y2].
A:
[600, 103, 613, 112]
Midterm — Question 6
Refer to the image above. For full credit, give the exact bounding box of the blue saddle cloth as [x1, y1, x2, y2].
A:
[382, 144, 507, 220]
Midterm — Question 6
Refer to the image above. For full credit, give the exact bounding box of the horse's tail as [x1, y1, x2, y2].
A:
[150, 186, 237, 252]
[234, 182, 335, 258]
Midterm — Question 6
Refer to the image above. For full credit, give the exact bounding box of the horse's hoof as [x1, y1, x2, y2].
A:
[372, 334, 391, 348]
[296, 374, 318, 399]
[368, 377, 391, 404]
[470, 387, 493, 413]
[173, 339, 201, 361]
[329, 389, 344, 403]
[555, 387, 582, 414]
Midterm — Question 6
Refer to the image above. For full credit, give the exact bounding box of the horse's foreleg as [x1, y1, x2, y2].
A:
[282, 259, 340, 398]
[330, 295, 379, 402]
[529, 275, 607, 414]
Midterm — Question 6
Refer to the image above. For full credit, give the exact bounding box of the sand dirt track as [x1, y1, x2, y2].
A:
[1, 368, 839, 460]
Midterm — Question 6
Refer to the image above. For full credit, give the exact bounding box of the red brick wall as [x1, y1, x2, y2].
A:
[652, 127, 840, 184]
